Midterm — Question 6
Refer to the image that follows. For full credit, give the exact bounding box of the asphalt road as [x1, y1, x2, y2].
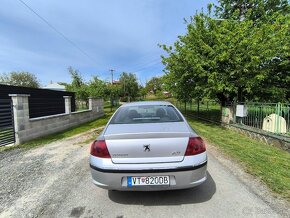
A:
[0, 129, 289, 218]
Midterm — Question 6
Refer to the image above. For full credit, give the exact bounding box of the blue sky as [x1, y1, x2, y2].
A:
[0, 0, 216, 86]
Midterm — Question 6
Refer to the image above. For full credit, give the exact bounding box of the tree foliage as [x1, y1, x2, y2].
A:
[119, 72, 139, 101]
[0, 71, 40, 88]
[145, 76, 163, 94]
[139, 86, 147, 98]
[161, 0, 290, 104]
[66, 66, 110, 101]
[88, 76, 108, 98]
[65, 67, 89, 101]
[107, 83, 122, 99]
[215, 0, 290, 21]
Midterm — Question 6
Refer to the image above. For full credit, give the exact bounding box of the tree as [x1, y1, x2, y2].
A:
[65, 66, 89, 101]
[139, 86, 147, 99]
[0, 71, 40, 88]
[107, 83, 122, 109]
[214, 0, 290, 101]
[119, 72, 139, 101]
[67, 66, 85, 88]
[145, 77, 163, 94]
[88, 76, 108, 98]
[215, 0, 290, 21]
[161, 1, 290, 104]
[107, 84, 121, 98]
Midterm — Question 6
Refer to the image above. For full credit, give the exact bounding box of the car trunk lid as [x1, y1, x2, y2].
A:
[104, 122, 193, 164]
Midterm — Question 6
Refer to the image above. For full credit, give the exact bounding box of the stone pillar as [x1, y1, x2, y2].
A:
[63, 96, 72, 114]
[88, 97, 104, 113]
[88, 97, 93, 110]
[9, 94, 30, 145]
[95, 98, 104, 113]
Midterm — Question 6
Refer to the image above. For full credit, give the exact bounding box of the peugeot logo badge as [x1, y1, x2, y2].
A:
[143, 144, 150, 152]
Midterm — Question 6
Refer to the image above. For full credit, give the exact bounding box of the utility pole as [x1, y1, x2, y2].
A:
[109, 69, 115, 84]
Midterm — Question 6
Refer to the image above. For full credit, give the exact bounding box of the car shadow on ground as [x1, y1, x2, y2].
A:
[108, 171, 216, 206]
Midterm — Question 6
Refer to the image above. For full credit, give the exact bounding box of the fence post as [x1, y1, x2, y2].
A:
[275, 102, 281, 133]
[63, 96, 72, 114]
[9, 94, 30, 145]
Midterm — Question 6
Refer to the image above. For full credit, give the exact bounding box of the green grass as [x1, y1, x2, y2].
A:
[144, 94, 176, 104]
[187, 117, 290, 201]
[0, 113, 112, 152]
[144, 94, 160, 100]
[104, 101, 119, 113]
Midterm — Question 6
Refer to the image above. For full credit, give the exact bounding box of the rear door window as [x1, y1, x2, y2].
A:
[110, 105, 183, 124]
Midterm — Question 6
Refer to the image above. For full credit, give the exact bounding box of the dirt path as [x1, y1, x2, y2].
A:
[0, 129, 289, 218]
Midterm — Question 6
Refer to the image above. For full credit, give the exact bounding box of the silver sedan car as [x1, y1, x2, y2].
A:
[89, 101, 207, 191]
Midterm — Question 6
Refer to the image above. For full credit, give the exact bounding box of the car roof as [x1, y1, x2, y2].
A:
[120, 101, 173, 107]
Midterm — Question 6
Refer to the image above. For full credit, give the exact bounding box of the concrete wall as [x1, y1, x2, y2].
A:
[229, 125, 290, 152]
[10, 94, 104, 144]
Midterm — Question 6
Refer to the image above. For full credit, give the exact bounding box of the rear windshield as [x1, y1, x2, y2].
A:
[110, 105, 183, 124]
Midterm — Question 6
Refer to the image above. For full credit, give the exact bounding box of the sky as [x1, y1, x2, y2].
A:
[0, 0, 216, 86]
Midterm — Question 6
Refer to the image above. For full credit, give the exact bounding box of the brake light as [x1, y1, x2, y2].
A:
[185, 137, 206, 156]
[90, 140, 111, 158]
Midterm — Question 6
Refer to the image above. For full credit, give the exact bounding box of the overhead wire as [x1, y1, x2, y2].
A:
[119, 57, 163, 73]
[133, 60, 162, 73]
[16, 0, 165, 76]
[17, 0, 97, 64]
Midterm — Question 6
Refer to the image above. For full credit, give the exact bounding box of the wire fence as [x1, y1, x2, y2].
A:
[233, 102, 290, 136]
[75, 100, 89, 111]
[175, 99, 290, 139]
[175, 100, 222, 124]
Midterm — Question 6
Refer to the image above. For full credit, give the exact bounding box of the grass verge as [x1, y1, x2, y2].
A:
[0, 113, 112, 152]
[187, 117, 290, 201]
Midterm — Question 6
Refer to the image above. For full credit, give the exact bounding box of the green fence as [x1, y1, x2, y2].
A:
[176, 99, 290, 138]
[234, 102, 290, 136]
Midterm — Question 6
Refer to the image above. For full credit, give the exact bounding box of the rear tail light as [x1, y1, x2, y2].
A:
[185, 137, 206, 156]
[90, 140, 111, 158]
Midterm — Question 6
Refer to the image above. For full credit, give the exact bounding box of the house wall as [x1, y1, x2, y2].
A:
[10, 94, 104, 144]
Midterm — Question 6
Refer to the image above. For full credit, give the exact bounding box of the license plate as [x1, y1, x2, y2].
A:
[127, 176, 170, 187]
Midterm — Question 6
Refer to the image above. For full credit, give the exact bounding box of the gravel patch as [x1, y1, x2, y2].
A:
[0, 127, 103, 217]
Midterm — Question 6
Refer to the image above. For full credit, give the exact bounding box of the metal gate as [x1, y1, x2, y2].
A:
[0, 99, 15, 146]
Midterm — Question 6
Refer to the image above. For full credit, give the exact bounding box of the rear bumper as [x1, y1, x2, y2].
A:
[90, 161, 207, 191]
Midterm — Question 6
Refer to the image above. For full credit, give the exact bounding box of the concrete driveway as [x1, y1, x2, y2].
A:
[0, 129, 289, 218]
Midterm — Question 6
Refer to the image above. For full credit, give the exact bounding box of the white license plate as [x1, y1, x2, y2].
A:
[127, 176, 170, 187]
